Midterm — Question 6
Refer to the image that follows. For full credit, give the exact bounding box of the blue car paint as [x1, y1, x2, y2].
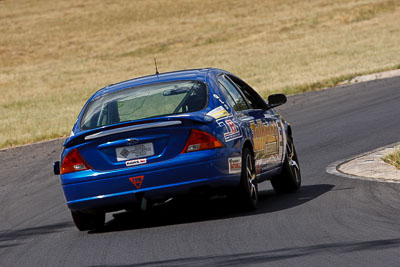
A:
[59, 68, 286, 212]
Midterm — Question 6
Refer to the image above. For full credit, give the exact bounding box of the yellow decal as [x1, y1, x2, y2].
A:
[206, 106, 229, 119]
[250, 120, 279, 155]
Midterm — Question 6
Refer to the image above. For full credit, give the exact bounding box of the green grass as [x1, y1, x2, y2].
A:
[272, 64, 400, 98]
[1, 0, 400, 149]
[382, 147, 400, 170]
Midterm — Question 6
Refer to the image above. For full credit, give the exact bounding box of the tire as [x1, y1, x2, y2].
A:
[71, 211, 105, 231]
[237, 147, 258, 210]
[271, 137, 301, 194]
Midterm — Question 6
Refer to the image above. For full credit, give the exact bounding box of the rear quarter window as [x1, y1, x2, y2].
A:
[217, 75, 249, 111]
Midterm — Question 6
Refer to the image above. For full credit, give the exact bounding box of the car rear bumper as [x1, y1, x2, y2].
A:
[61, 151, 240, 211]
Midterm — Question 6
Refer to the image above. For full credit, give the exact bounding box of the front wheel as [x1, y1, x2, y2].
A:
[271, 137, 301, 194]
[71, 211, 105, 231]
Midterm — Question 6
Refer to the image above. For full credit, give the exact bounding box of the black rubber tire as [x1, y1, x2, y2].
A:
[271, 137, 301, 194]
[238, 147, 258, 210]
[71, 211, 105, 231]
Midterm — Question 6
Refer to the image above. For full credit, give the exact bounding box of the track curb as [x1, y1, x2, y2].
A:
[326, 142, 400, 184]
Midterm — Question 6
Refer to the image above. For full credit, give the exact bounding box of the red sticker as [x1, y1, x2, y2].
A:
[129, 176, 144, 189]
[226, 120, 237, 133]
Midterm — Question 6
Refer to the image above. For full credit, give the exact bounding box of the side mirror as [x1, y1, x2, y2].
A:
[267, 94, 287, 108]
[53, 161, 60, 175]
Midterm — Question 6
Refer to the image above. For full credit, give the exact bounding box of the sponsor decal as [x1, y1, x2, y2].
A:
[249, 119, 279, 154]
[224, 119, 240, 141]
[206, 106, 229, 119]
[213, 94, 230, 110]
[129, 176, 144, 189]
[228, 157, 242, 174]
[126, 158, 147, 167]
[217, 116, 243, 142]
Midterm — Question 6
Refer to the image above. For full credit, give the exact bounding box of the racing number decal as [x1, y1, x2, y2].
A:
[129, 176, 144, 189]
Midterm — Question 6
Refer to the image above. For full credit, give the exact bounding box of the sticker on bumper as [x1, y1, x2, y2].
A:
[129, 176, 144, 189]
[228, 157, 242, 174]
[126, 158, 147, 167]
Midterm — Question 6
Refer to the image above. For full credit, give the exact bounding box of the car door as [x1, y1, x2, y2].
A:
[225, 75, 283, 173]
[217, 74, 281, 176]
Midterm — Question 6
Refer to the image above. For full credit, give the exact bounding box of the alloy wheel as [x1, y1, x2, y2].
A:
[246, 154, 257, 203]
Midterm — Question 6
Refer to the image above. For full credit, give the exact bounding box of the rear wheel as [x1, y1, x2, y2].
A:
[271, 137, 301, 194]
[238, 147, 258, 210]
[71, 211, 105, 231]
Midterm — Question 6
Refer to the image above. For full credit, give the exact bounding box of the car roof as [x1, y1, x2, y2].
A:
[91, 68, 226, 99]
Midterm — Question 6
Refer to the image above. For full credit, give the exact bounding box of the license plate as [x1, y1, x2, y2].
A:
[116, 143, 154, 161]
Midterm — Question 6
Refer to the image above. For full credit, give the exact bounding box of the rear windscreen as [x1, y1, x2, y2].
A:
[80, 81, 208, 130]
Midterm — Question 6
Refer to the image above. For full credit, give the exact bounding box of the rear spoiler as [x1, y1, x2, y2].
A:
[64, 113, 213, 148]
[85, 121, 182, 140]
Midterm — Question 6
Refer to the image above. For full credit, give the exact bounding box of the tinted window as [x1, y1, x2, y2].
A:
[218, 75, 248, 111]
[228, 75, 265, 109]
[240, 89, 259, 109]
[217, 82, 236, 110]
[80, 81, 208, 130]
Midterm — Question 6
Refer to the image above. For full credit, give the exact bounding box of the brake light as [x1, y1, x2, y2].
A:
[182, 129, 224, 153]
[61, 148, 91, 174]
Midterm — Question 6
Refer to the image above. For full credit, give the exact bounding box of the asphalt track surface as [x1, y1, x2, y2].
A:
[1, 77, 399, 266]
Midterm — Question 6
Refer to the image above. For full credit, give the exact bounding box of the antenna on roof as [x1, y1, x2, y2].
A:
[154, 58, 159, 75]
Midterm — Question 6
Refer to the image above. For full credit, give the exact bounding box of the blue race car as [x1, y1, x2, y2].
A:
[53, 68, 301, 231]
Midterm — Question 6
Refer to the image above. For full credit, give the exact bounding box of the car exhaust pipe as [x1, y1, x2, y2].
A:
[140, 197, 148, 211]
[134, 192, 148, 211]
